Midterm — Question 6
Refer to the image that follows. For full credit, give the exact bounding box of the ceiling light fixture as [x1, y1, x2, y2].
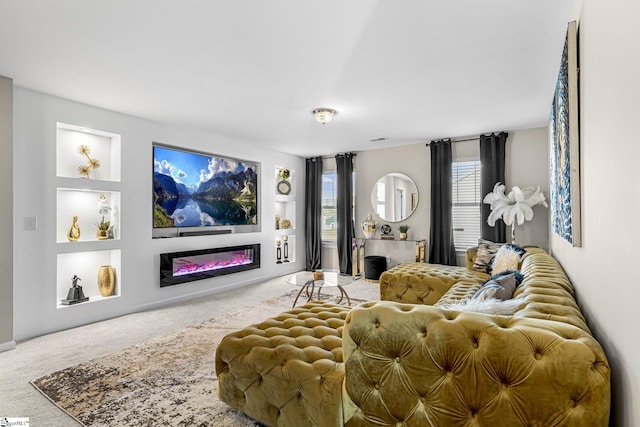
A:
[312, 108, 336, 125]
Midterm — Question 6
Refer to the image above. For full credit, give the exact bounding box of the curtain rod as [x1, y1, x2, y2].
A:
[320, 153, 357, 159]
[425, 137, 478, 147]
[425, 132, 508, 147]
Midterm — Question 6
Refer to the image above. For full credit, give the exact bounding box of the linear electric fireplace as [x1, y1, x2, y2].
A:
[160, 244, 261, 287]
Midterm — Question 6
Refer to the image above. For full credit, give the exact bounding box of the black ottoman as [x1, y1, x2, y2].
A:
[364, 255, 387, 282]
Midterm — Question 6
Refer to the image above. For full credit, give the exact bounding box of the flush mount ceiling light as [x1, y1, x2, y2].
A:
[312, 108, 336, 125]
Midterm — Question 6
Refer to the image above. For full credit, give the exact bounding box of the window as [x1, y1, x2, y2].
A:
[321, 172, 337, 241]
[374, 181, 385, 218]
[452, 160, 481, 251]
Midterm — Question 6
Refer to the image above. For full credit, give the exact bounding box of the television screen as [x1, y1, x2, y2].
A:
[153, 144, 258, 229]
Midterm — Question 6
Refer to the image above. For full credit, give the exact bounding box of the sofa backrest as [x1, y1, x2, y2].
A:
[513, 247, 591, 333]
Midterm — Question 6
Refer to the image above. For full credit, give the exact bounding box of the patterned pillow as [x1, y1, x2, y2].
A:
[491, 244, 526, 275]
[473, 271, 523, 301]
[472, 239, 503, 273]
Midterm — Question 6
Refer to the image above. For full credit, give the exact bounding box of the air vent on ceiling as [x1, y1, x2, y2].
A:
[369, 137, 388, 142]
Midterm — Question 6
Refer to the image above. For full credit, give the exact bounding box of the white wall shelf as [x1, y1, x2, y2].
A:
[56, 188, 121, 243]
[55, 122, 122, 308]
[56, 122, 121, 182]
[56, 239, 121, 254]
[275, 166, 295, 263]
[56, 249, 122, 309]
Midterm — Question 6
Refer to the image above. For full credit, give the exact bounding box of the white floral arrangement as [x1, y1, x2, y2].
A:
[483, 182, 548, 226]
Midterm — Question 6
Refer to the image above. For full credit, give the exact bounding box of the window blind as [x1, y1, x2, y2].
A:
[452, 161, 481, 250]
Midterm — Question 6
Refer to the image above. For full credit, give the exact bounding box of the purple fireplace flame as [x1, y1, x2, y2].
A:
[173, 250, 254, 276]
[160, 244, 261, 287]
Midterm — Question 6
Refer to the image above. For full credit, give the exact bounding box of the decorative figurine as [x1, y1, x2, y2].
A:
[77, 144, 100, 179]
[67, 216, 81, 242]
[60, 275, 89, 305]
[380, 224, 394, 240]
[280, 218, 291, 229]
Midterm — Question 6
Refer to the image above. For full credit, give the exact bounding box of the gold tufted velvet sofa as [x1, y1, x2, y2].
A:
[378, 249, 489, 305]
[215, 248, 610, 426]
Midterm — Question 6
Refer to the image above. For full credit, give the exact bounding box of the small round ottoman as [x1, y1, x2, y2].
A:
[364, 255, 387, 282]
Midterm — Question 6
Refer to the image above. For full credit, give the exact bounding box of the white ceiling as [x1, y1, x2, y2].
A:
[0, 1, 575, 157]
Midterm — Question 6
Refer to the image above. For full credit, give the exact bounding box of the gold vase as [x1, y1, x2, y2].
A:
[97, 265, 116, 297]
[96, 229, 108, 240]
[67, 216, 80, 242]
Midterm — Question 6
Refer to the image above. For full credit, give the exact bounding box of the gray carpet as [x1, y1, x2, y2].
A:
[0, 274, 379, 426]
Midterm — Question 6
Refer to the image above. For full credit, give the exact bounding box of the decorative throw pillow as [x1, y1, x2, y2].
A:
[491, 244, 526, 275]
[473, 271, 524, 301]
[472, 239, 503, 273]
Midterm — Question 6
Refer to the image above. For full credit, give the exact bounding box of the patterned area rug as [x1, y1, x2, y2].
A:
[31, 292, 362, 427]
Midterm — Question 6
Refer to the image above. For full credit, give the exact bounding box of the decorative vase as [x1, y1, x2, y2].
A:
[97, 265, 116, 297]
[400, 232, 408, 241]
[361, 213, 378, 239]
[67, 216, 80, 242]
[96, 229, 109, 240]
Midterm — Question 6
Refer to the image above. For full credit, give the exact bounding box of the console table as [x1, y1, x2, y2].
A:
[352, 238, 426, 276]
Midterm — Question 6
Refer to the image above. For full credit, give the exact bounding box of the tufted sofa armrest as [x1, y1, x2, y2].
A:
[342, 301, 610, 426]
[215, 302, 350, 427]
[379, 262, 489, 305]
[465, 246, 478, 270]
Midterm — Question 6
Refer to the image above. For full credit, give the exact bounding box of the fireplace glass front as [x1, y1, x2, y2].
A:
[160, 244, 260, 287]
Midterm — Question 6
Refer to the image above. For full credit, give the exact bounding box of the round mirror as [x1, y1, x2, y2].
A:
[371, 173, 419, 222]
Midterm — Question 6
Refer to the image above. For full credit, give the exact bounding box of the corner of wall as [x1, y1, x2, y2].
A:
[0, 75, 13, 347]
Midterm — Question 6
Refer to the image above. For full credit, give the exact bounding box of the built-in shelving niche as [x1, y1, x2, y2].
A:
[55, 122, 122, 308]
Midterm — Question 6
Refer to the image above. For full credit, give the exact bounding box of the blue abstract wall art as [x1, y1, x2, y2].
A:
[550, 21, 581, 247]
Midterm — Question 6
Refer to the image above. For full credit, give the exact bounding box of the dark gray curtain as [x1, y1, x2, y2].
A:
[428, 139, 457, 265]
[335, 153, 355, 275]
[480, 132, 508, 242]
[305, 157, 322, 271]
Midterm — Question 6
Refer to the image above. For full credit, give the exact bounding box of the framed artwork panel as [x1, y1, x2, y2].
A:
[550, 20, 581, 247]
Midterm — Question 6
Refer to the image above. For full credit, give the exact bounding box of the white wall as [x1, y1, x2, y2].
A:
[0, 76, 14, 351]
[355, 143, 430, 240]
[506, 128, 550, 249]
[13, 88, 305, 341]
[352, 128, 549, 266]
[550, 0, 640, 425]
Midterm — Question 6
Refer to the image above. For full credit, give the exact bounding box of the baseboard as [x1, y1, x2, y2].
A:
[0, 340, 16, 353]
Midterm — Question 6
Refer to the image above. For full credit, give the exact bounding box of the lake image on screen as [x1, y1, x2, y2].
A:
[153, 146, 258, 228]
